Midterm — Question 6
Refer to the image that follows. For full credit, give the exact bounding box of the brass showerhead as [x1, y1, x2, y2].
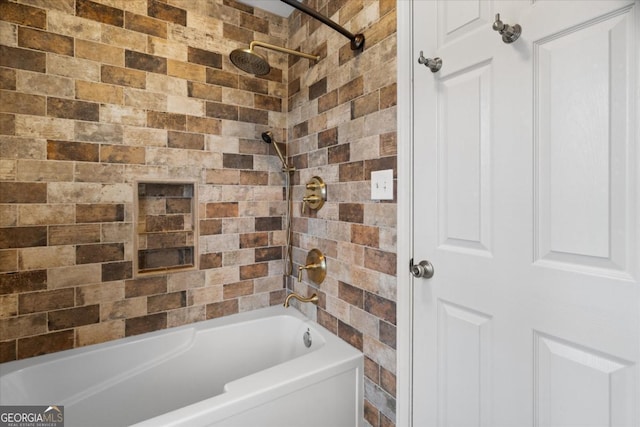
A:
[229, 47, 270, 76]
[229, 41, 319, 76]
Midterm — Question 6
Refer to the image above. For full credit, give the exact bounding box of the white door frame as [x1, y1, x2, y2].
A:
[396, 0, 414, 425]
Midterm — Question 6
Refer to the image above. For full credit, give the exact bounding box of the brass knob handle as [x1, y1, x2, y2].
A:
[302, 176, 326, 212]
[298, 249, 326, 285]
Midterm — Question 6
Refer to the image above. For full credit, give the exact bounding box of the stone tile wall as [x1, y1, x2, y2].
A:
[286, 1, 397, 426]
[0, 0, 290, 359]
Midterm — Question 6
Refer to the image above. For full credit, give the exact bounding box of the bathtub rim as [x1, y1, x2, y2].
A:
[0, 305, 353, 377]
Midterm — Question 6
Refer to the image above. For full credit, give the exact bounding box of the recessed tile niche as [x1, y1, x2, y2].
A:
[135, 182, 197, 275]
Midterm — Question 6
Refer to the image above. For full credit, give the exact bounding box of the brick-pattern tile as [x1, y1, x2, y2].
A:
[101, 65, 146, 89]
[125, 50, 167, 74]
[0, 270, 47, 294]
[48, 305, 100, 330]
[125, 276, 167, 298]
[124, 12, 167, 39]
[287, 2, 398, 424]
[47, 98, 99, 121]
[18, 27, 73, 56]
[18, 330, 74, 359]
[47, 140, 99, 162]
[125, 312, 166, 336]
[0, 183, 47, 203]
[147, 291, 186, 313]
[0, 227, 47, 249]
[76, 243, 124, 264]
[0, 1, 46, 29]
[18, 288, 74, 314]
[76, 0, 123, 27]
[0, 45, 46, 72]
[147, 0, 186, 26]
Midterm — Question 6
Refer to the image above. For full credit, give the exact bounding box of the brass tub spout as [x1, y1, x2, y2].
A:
[283, 292, 318, 308]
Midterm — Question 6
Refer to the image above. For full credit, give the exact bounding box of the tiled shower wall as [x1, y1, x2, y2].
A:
[287, 1, 397, 425]
[0, 0, 397, 426]
[0, 0, 291, 359]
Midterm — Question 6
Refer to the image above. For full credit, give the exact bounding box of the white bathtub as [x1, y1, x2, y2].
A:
[0, 306, 364, 427]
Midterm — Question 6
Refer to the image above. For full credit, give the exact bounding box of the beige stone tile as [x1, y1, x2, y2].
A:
[0, 294, 18, 319]
[147, 73, 187, 97]
[148, 36, 188, 62]
[14, 116, 74, 140]
[76, 39, 123, 67]
[48, 264, 102, 289]
[75, 163, 126, 183]
[0, 160, 17, 181]
[47, 10, 102, 41]
[101, 297, 146, 321]
[0, 250, 18, 273]
[123, 88, 167, 111]
[364, 335, 396, 373]
[101, 25, 146, 52]
[47, 53, 100, 81]
[238, 293, 269, 312]
[167, 269, 206, 292]
[76, 281, 125, 305]
[187, 285, 222, 306]
[76, 320, 125, 347]
[0, 21, 17, 47]
[221, 248, 253, 266]
[17, 204, 74, 226]
[16, 71, 74, 98]
[167, 305, 205, 328]
[100, 104, 146, 126]
[205, 266, 239, 286]
[350, 306, 380, 338]
[167, 95, 204, 116]
[76, 80, 123, 105]
[19, 246, 75, 270]
[123, 126, 167, 147]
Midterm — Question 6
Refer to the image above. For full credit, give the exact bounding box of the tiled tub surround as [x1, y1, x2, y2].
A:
[0, 1, 398, 426]
[286, 1, 397, 425]
[0, 0, 290, 360]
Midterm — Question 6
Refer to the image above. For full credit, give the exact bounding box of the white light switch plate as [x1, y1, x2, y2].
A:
[371, 169, 394, 200]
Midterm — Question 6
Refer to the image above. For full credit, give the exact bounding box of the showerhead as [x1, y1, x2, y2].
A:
[229, 48, 271, 76]
[261, 131, 273, 144]
[260, 131, 293, 172]
[230, 41, 319, 76]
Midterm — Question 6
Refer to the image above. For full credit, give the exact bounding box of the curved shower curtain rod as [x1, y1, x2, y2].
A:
[280, 0, 365, 51]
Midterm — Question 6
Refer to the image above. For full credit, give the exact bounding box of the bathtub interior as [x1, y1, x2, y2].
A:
[1, 310, 330, 426]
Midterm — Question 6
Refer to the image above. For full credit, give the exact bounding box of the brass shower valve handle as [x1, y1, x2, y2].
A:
[302, 195, 321, 213]
[306, 182, 322, 190]
[298, 262, 321, 282]
[297, 248, 327, 285]
[302, 176, 326, 212]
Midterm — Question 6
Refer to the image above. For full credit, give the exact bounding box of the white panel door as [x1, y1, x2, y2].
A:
[411, 1, 639, 426]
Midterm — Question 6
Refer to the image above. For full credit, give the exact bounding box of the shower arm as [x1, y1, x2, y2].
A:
[280, 0, 365, 50]
[250, 41, 319, 62]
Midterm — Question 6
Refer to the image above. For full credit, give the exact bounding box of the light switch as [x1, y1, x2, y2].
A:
[371, 169, 394, 200]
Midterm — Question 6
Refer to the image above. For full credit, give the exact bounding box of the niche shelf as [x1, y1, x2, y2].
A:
[135, 182, 197, 275]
